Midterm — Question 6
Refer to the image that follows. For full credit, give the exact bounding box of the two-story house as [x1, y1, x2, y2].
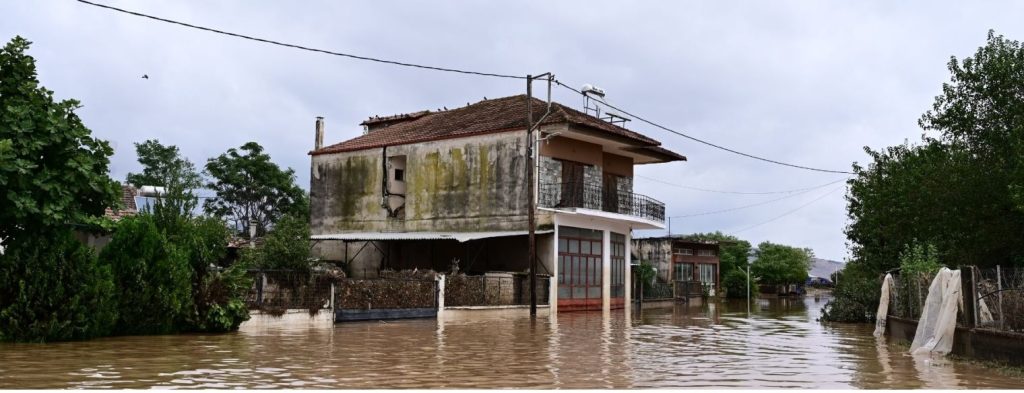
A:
[308, 94, 684, 312]
[632, 237, 722, 298]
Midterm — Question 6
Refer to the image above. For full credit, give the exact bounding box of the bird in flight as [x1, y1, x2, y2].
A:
[141, 74, 149, 79]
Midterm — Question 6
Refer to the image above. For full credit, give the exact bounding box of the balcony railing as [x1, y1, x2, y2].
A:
[539, 182, 665, 223]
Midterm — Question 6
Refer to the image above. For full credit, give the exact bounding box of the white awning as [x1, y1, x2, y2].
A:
[311, 230, 553, 243]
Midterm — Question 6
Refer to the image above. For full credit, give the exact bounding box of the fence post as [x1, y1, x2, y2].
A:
[330, 282, 336, 312]
[961, 267, 978, 328]
[257, 272, 266, 307]
[995, 266, 1003, 329]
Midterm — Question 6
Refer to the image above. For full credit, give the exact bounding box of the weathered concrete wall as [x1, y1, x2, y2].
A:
[632, 238, 673, 283]
[310, 130, 554, 235]
[888, 316, 1024, 366]
[238, 309, 334, 333]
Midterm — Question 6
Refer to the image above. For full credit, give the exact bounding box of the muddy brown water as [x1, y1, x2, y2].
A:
[1, 296, 1022, 389]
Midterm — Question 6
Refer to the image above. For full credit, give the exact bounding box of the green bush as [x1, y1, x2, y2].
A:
[191, 264, 251, 332]
[0, 229, 117, 342]
[180, 216, 251, 332]
[100, 215, 193, 335]
[241, 214, 312, 271]
[820, 262, 881, 322]
[722, 268, 754, 299]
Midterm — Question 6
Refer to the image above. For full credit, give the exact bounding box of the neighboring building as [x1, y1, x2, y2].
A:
[632, 236, 721, 297]
[308, 94, 685, 312]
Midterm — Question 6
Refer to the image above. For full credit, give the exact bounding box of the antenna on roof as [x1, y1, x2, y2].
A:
[582, 84, 630, 126]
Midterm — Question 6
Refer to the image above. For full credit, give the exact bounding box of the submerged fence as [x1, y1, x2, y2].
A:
[642, 281, 674, 300]
[245, 270, 334, 315]
[445, 274, 550, 307]
[888, 266, 1024, 333]
[246, 270, 551, 316]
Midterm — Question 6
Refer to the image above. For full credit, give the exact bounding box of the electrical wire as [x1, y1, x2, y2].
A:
[666, 178, 847, 218]
[554, 80, 855, 175]
[75, 0, 527, 80]
[637, 174, 848, 195]
[79, 0, 856, 175]
[729, 184, 846, 234]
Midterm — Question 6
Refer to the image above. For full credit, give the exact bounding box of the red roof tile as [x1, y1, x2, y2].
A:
[311, 95, 681, 158]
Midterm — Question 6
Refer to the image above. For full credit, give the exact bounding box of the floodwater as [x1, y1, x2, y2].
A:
[1, 296, 1023, 389]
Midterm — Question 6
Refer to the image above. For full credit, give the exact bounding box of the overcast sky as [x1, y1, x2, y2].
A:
[4, 1, 1024, 261]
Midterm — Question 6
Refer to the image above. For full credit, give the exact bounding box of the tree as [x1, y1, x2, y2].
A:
[125, 139, 202, 190]
[0, 228, 117, 342]
[204, 142, 307, 238]
[99, 215, 193, 335]
[0, 36, 119, 242]
[124, 139, 206, 234]
[240, 214, 312, 271]
[722, 268, 755, 299]
[751, 241, 812, 287]
[827, 31, 1024, 322]
[680, 231, 752, 274]
[182, 216, 250, 332]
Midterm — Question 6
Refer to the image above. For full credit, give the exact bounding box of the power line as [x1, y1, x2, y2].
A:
[730, 184, 846, 234]
[637, 174, 848, 195]
[554, 80, 855, 175]
[667, 178, 847, 219]
[79, 0, 854, 175]
[75, 0, 526, 80]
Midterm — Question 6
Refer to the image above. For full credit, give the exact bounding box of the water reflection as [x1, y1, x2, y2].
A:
[1, 297, 1022, 388]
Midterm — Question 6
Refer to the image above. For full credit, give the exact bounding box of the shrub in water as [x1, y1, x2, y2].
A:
[0, 229, 117, 342]
[100, 215, 192, 335]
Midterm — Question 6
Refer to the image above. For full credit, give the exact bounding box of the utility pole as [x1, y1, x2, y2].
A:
[527, 74, 536, 316]
[527, 73, 552, 317]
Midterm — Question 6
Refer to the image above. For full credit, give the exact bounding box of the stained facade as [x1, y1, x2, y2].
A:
[309, 94, 685, 312]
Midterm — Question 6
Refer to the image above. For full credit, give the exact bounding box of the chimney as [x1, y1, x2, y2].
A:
[314, 116, 324, 150]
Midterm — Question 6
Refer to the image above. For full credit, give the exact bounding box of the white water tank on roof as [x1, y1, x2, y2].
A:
[138, 185, 167, 197]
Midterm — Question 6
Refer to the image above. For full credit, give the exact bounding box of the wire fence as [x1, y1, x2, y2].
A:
[888, 266, 1024, 333]
[976, 266, 1024, 332]
[245, 270, 334, 316]
[445, 274, 550, 307]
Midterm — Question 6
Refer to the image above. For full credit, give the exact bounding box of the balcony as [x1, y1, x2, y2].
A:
[539, 182, 665, 223]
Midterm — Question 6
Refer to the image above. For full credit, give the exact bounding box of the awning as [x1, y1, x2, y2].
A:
[311, 230, 553, 243]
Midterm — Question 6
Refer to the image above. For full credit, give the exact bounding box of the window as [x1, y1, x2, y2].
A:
[611, 233, 625, 298]
[675, 263, 693, 281]
[674, 248, 693, 255]
[697, 249, 715, 257]
[557, 227, 603, 301]
[394, 168, 404, 182]
[698, 264, 716, 284]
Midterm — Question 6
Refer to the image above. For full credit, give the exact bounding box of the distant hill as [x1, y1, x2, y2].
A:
[809, 258, 845, 279]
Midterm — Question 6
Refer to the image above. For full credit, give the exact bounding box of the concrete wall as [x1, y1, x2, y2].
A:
[313, 233, 555, 279]
[238, 310, 334, 333]
[632, 238, 673, 283]
[311, 130, 555, 235]
[888, 316, 1024, 366]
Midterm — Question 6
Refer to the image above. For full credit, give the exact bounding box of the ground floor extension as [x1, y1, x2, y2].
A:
[310, 209, 650, 313]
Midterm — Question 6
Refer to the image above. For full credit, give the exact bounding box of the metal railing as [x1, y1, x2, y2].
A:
[539, 182, 665, 222]
[643, 281, 674, 300]
[674, 280, 705, 298]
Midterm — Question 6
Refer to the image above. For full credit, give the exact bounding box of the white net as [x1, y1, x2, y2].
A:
[910, 268, 961, 356]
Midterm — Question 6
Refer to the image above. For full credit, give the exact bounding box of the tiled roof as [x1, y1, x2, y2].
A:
[103, 184, 138, 221]
[312, 95, 678, 156]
